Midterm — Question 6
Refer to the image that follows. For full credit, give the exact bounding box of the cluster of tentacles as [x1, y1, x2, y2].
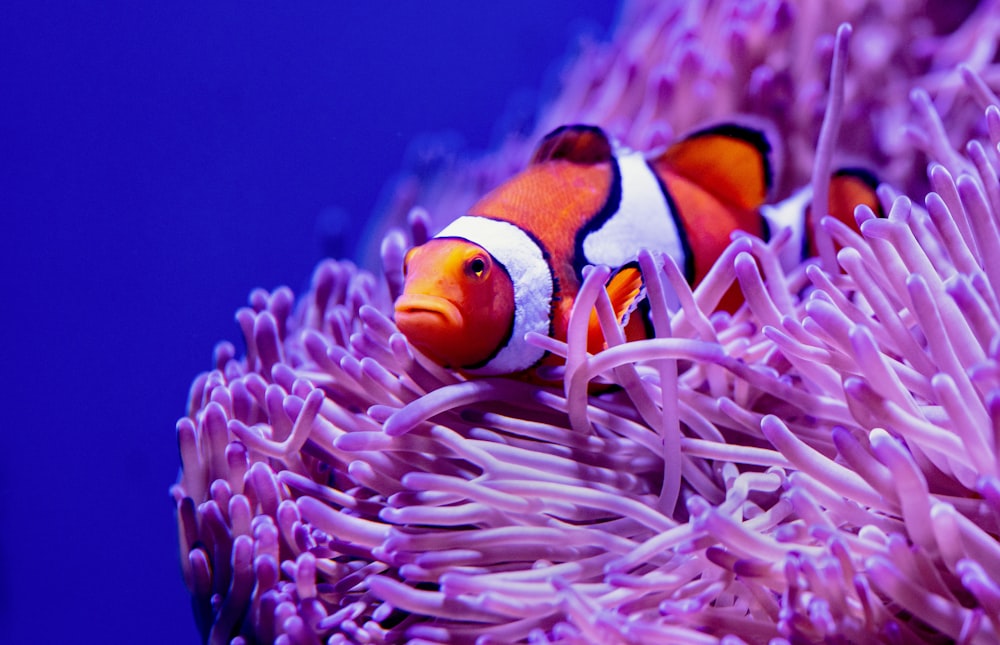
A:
[173, 1, 1000, 643]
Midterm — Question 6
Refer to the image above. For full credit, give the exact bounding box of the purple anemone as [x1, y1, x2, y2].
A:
[173, 1, 1000, 643]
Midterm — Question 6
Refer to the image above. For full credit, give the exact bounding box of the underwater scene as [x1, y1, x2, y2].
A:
[3, 3, 613, 643]
[9, 0, 1000, 643]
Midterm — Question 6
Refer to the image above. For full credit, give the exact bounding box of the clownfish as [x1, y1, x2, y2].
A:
[393, 123, 880, 377]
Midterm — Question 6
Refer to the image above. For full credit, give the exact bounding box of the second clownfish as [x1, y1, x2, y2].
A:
[394, 123, 881, 377]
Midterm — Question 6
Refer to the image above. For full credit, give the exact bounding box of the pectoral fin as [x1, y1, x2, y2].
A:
[588, 264, 645, 353]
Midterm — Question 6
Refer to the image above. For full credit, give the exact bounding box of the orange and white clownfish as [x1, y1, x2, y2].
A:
[393, 123, 881, 377]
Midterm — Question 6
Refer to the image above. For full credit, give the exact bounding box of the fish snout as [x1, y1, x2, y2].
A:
[395, 290, 466, 337]
[394, 293, 470, 366]
[394, 293, 463, 329]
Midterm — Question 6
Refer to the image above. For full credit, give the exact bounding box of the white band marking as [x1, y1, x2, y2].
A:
[582, 151, 685, 269]
[760, 186, 810, 271]
[436, 216, 553, 374]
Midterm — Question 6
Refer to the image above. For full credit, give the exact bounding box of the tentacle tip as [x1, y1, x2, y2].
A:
[382, 414, 410, 437]
[909, 86, 931, 106]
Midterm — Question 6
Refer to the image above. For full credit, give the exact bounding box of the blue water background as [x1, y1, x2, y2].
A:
[1, 3, 616, 642]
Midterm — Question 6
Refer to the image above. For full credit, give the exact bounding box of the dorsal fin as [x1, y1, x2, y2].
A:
[656, 123, 774, 210]
[531, 125, 614, 166]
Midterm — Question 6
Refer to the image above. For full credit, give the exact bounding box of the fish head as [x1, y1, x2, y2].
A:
[394, 237, 515, 370]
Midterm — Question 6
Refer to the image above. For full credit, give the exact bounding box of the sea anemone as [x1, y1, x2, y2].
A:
[172, 1, 1000, 643]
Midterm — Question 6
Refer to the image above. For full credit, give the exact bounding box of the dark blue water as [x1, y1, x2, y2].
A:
[1, 3, 616, 642]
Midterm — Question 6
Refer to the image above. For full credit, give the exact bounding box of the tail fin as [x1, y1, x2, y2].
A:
[654, 122, 776, 212]
[803, 168, 883, 259]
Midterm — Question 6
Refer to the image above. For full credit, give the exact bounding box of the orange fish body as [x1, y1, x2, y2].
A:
[394, 123, 878, 376]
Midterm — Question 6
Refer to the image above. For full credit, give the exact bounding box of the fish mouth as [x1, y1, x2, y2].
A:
[393, 294, 464, 330]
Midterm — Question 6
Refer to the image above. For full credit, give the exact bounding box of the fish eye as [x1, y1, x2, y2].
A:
[465, 254, 489, 279]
